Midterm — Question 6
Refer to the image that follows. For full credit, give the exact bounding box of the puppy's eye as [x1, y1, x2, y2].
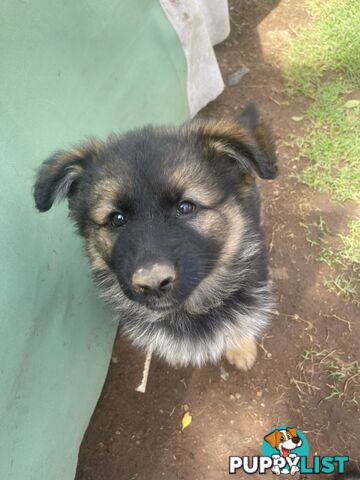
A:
[109, 211, 126, 228]
[177, 200, 196, 216]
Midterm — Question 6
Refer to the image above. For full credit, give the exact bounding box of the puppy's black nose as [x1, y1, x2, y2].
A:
[292, 436, 301, 444]
[132, 262, 176, 296]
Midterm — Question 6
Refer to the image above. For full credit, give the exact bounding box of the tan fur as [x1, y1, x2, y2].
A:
[168, 163, 221, 207]
[190, 119, 256, 151]
[184, 201, 246, 314]
[87, 229, 115, 271]
[48, 138, 103, 173]
[218, 202, 246, 262]
[91, 178, 122, 224]
[225, 336, 257, 371]
[191, 119, 249, 141]
[187, 118, 276, 176]
[94, 229, 114, 253]
[87, 242, 109, 271]
[188, 208, 224, 238]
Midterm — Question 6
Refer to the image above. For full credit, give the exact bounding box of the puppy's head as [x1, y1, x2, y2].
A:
[34, 104, 278, 315]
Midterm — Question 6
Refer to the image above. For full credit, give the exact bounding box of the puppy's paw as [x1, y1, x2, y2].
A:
[225, 337, 257, 371]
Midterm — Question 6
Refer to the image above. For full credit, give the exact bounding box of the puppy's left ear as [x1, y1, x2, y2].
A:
[34, 138, 103, 212]
[194, 103, 278, 180]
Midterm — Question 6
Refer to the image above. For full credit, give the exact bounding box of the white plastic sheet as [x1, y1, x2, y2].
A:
[160, 0, 230, 116]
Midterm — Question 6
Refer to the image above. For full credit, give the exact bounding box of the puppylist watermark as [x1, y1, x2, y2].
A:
[229, 426, 349, 476]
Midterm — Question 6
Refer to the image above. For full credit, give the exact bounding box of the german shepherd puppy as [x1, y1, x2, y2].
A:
[34, 104, 278, 370]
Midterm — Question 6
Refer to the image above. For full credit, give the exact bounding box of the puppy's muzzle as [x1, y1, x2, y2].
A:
[132, 262, 176, 298]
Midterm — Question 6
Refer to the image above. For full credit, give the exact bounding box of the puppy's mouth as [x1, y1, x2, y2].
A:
[123, 287, 179, 312]
[138, 299, 176, 312]
[125, 285, 185, 310]
[115, 275, 188, 313]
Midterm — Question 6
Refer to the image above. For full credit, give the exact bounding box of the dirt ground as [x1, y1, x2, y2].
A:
[75, 1, 360, 478]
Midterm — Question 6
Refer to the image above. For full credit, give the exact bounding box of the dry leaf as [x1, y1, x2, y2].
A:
[181, 411, 192, 431]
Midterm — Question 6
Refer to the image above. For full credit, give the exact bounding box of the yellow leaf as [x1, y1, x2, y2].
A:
[181, 411, 192, 431]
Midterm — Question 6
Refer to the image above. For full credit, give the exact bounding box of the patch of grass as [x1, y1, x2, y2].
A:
[305, 80, 352, 122]
[339, 218, 360, 264]
[327, 360, 359, 382]
[296, 81, 360, 203]
[305, 217, 360, 305]
[285, 0, 360, 93]
[316, 217, 360, 267]
[302, 348, 322, 361]
[325, 274, 360, 306]
[299, 347, 360, 403]
[324, 220, 360, 306]
[285, 0, 360, 304]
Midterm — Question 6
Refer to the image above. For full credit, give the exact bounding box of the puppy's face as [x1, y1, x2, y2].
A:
[34, 105, 278, 314]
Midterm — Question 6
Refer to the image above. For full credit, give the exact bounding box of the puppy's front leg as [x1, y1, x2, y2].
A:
[225, 335, 257, 371]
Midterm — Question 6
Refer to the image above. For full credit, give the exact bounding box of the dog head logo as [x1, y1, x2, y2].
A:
[264, 427, 302, 457]
[262, 426, 309, 475]
[230, 426, 348, 476]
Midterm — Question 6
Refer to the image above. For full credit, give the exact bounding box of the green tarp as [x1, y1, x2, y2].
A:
[0, 1, 188, 478]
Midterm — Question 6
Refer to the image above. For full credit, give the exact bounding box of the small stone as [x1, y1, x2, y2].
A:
[220, 366, 230, 381]
[228, 66, 250, 86]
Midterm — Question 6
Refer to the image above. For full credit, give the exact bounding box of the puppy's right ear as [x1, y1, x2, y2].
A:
[191, 103, 278, 180]
[34, 139, 103, 212]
